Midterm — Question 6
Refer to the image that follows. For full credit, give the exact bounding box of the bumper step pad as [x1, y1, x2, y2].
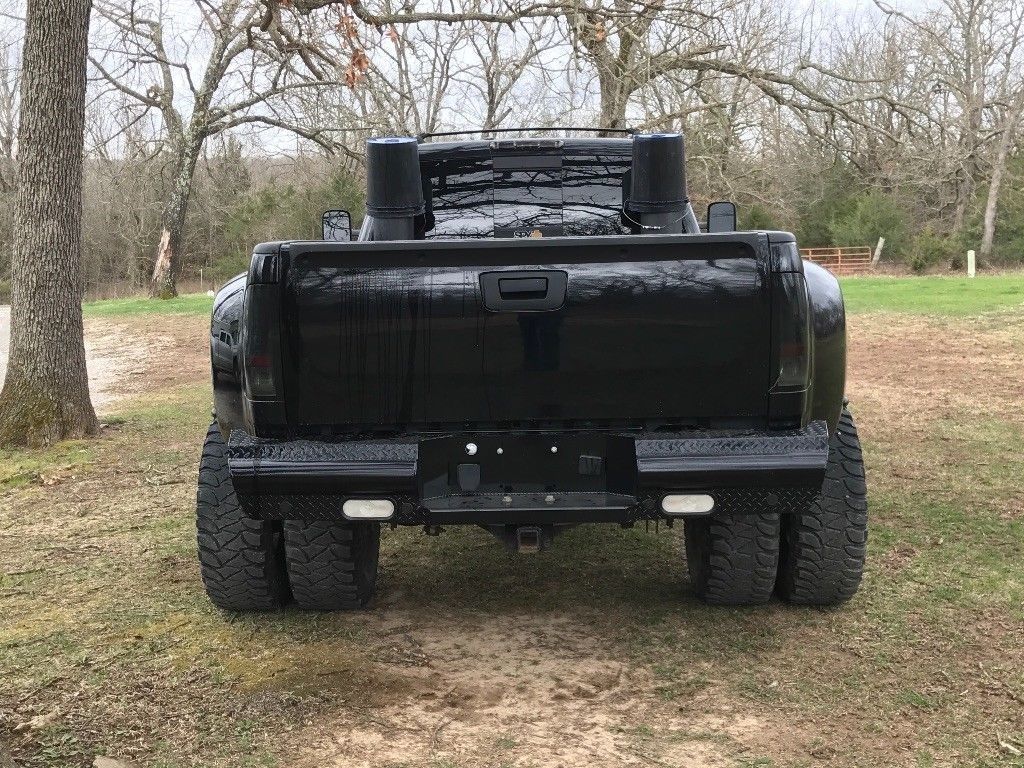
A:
[226, 422, 829, 522]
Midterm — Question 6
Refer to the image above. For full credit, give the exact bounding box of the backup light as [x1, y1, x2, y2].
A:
[661, 494, 715, 516]
[342, 499, 395, 520]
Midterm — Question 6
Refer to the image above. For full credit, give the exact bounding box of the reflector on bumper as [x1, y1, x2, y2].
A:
[661, 494, 715, 516]
[342, 499, 395, 520]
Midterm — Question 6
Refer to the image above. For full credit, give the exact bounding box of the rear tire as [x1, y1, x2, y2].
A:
[283, 521, 380, 610]
[776, 409, 868, 605]
[684, 513, 780, 605]
[196, 422, 290, 611]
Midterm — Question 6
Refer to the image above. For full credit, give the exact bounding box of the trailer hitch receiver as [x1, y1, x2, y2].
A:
[515, 526, 543, 554]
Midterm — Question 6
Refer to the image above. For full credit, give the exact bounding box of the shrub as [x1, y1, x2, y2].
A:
[829, 192, 909, 259]
[741, 204, 779, 231]
[793, 165, 860, 248]
[906, 226, 962, 273]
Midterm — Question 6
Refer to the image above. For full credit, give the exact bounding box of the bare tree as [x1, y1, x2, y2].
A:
[298, 1, 736, 133]
[0, 36, 20, 287]
[978, 2, 1024, 259]
[299, 1, 911, 145]
[874, 0, 1024, 234]
[563, 1, 727, 132]
[0, 0, 98, 446]
[90, 0, 339, 297]
[458, 18, 559, 131]
[1, 0, 1020, 301]
[348, 19, 468, 136]
[296, 9, 565, 147]
[980, 94, 1024, 260]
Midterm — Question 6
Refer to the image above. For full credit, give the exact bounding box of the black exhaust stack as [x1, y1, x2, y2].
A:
[361, 136, 425, 240]
[627, 133, 701, 234]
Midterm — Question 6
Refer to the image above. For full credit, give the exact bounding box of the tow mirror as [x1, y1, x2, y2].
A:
[322, 209, 353, 241]
[706, 201, 737, 233]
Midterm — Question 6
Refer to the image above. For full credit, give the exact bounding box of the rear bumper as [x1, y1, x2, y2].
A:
[225, 422, 829, 523]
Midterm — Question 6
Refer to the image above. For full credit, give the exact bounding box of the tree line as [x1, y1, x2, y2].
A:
[0, 0, 1022, 444]
[0, 0, 1021, 300]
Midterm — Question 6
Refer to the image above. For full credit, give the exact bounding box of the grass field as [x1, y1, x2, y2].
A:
[840, 274, 1024, 315]
[82, 293, 214, 318]
[2, 276, 1023, 767]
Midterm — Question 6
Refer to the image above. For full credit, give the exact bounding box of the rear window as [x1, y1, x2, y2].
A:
[423, 155, 494, 239]
[562, 151, 631, 236]
[422, 150, 630, 239]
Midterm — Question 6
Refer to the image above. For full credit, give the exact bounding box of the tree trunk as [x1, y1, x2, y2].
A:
[596, 71, 629, 135]
[952, 166, 974, 235]
[150, 139, 201, 299]
[0, 0, 97, 447]
[980, 106, 1022, 262]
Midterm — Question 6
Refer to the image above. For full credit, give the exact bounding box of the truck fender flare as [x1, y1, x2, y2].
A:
[803, 259, 846, 433]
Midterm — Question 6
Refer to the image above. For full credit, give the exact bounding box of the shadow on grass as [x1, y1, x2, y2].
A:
[211, 521, 805, 686]
[376, 522, 687, 615]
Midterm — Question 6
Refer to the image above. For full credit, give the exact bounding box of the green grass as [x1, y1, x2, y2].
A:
[82, 293, 213, 317]
[0, 439, 95, 490]
[840, 275, 1024, 315]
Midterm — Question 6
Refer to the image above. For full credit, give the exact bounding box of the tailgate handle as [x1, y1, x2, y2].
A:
[499, 277, 547, 297]
[481, 270, 567, 312]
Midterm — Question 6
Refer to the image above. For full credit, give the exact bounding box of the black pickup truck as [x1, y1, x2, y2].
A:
[199, 131, 867, 611]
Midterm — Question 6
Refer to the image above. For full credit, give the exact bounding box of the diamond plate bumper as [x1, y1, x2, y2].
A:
[225, 422, 829, 522]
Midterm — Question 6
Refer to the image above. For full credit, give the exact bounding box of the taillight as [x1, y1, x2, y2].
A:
[242, 284, 283, 399]
[771, 272, 811, 390]
[768, 264, 812, 428]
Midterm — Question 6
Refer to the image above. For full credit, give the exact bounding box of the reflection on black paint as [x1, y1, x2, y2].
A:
[280, 243, 770, 431]
[209, 273, 247, 435]
[517, 313, 563, 371]
[562, 151, 631, 236]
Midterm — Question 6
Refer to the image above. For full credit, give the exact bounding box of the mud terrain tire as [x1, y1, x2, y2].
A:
[196, 422, 290, 611]
[776, 409, 868, 605]
[283, 521, 380, 610]
[684, 513, 780, 605]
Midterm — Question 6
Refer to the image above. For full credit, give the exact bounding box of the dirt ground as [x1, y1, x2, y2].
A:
[85, 316, 209, 413]
[0, 309, 204, 413]
[1, 306, 1022, 768]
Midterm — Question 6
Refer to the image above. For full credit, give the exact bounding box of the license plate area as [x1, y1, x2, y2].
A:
[418, 433, 637, 507]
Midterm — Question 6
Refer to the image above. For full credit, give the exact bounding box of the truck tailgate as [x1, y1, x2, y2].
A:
[279, 234, 772, 432]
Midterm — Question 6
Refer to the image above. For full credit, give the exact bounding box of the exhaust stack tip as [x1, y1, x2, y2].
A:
[627, 133, 691, 234]
[365, 136, 425, 219]
[629, 132, 688, 214]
